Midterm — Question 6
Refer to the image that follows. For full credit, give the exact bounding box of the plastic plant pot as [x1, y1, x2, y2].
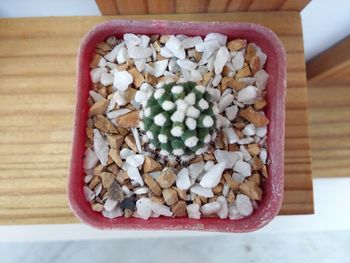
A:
[68, 20, 287, 232]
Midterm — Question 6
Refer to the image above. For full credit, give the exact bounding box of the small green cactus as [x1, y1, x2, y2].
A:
[140, 81, 216, 159]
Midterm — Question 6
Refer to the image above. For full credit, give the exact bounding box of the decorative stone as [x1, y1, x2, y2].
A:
[102, 207, 123, 219]
[175, 168, 191, 190]
[99, 172, 115, 188]
[88, 99, 109, 117]
[127, 166, 144, 186]
[235, 194, 253, 216]
[239, 106, 269, 127]
[144, 173, 162, 196]
[214, 149, 240, 169]
[239, 180, 263, 201]
[190, 184, 214, 198]
[199, 162, 226, 188]
[172, 201, 187, 217]
[200, 201, 221, 215]
[233, 160, 252, 177]
[136, 198, 152, 220]
[115, 110, 140, 128]
[156, 168, 176, 188]
[187, 203, 201, 219]
[143, 156, 162, 173]
[216, 196, 228, 219]
[162, 188, 178, 206]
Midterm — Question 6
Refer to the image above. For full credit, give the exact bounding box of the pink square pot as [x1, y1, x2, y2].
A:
[68, 20, 287, 232]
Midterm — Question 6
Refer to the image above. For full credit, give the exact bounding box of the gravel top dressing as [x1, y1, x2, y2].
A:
[83, 32, 270, 221]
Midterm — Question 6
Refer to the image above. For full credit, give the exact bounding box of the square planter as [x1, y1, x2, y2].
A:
[68, 20, 286, 232]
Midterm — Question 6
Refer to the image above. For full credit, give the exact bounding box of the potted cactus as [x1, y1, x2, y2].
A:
[140, 81, 217, 161]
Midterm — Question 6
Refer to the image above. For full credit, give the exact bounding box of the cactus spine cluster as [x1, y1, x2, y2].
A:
[140, 81, 216, 159]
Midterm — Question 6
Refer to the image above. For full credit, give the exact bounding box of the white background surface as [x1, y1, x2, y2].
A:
[0, 0, 350, 60]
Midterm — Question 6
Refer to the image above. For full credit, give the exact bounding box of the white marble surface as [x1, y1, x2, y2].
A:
[0, 230, 349, 263]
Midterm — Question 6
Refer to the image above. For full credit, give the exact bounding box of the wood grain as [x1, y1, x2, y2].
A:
[96, 0, 310, 15]
[307, 36, 350, 86]
[307, 36, 350, 178]
[0, 12, 313, 225]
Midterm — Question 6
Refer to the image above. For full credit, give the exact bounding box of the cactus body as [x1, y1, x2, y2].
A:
[141, 82, 216, 158]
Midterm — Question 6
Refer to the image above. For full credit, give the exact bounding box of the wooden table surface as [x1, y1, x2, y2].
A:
[0, 12, 313, 225]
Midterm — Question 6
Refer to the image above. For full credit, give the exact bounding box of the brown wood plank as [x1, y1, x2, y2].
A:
[308, 85, 350, 178]
[307, 36, 350, 85]
[0, 13, 313, 225]
[207, 0, 230, 12]
[114, 0, 148, 15]
[95, 0, 119, 15]
[175, 0, 208, 13]
[147, 0, 175, 14]
[96, 0, 310, 15]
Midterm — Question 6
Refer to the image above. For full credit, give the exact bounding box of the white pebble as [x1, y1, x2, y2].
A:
[232, 51, 244, 70]
[228, 204, 244, 220]
[255, 70, 269, 91]
[134, 59, 146, 72]
[165, 35, 185, 59]
[216, 196, 229, 219]
[104, 198, 118, 212]
[131, 127, 142, 153]
[107, 108, 131, 119]
[136, 198, 152, 220]
[83, 186, 95, 201]
[127, 166, 144, 186]
[188, 162, 205, 181]
[236, 194, 253, 216]
[124, 33, 141, 47]
[90, 67, 107, 83]
[182, 36, 203, 49]
[153, 59, 169, 77]
[204, 161, 215, 171]
[177, 59, 197, 70]
[104, 42, 124, 62]
[200, 201, 221, 215]
[187, 203, 201, 219]
[240, 145, 252, 161]
[190, 184, 214, 198]
[222, 183, 230, 197]
[212, 74, 222, 87]
[134, 187, 149, 195]
[204, 33, 227, 46]
[234, 160, 251, 177]
[238, 137, 255, 145]
[256, 126, 267, 137]
[112, 91, 126, 107]
[259, 148, 267, 164]
[233, 172, 246, 183]
[200, 162, 226, 188]
[223, 127, 239, 144]
[102, 207, 123, 219]
[150, 202, 173, 217]
[242, 123, 256, 136]
[89, 90, 104, 102]
[117, 46, 128, 64]
[214, 149, 241, 169]
[237, 85, 258, 104]
[218, 94, 234, 113]
[225, 105, 238, 121]
[100, 72, 114, 86]
[214, 46, 229, 75]
[176, 168, 192, 190]
[120, 148, 135, 159]
[113, 70, 133, 91]
[93, 129, 109, 166]
[126, 154, 145, 167]
[83, 148, 99, 170]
